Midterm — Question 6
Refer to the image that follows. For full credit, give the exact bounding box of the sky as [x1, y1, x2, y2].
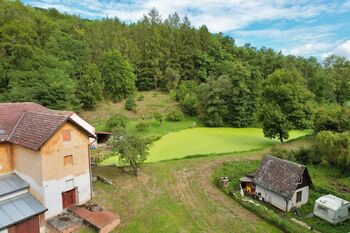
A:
[22, 0, 350, 60]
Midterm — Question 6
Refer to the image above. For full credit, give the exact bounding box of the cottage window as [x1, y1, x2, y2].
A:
[64, 155, 73, 166]
[62, 130, 71, 141]
[296, 191, 302, 203]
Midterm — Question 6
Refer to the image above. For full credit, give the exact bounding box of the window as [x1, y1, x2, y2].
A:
[317, 205, 328, 214]
[64, 155, 73, 166]
[65, 179, 74, 190]
[296, 191, 302, 203]
[62, 130, 71, 141]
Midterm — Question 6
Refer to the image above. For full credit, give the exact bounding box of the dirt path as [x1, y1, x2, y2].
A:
[169, 150, 270, 232]
[92, 139, 310, 233]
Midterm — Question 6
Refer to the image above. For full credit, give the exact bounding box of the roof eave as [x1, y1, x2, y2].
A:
[0, 208, 48, 230]
[255, 181, 293, 200]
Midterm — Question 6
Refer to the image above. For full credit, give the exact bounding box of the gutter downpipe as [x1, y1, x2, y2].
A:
[88, 136, 97, 200]
[285, 197, 290, 212]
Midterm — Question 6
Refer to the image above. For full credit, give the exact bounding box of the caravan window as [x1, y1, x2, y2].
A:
[317, 205, 328, 214]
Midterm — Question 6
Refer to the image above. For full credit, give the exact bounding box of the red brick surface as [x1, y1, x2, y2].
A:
[69, 206, 120, 233]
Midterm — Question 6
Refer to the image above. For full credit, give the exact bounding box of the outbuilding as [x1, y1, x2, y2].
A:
[253, 155, 313, 212]
[314, 194, 350, 224]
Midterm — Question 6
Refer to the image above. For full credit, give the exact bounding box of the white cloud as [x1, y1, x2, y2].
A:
[322, 40, 350, 59]
[23, 0, 349, 59]
[334, 40, 350, 59]
[342, 0, 350, 10]
[234, 25, 343, 57]
[25, 0, 341, 32]
[284, 42, 335, 57]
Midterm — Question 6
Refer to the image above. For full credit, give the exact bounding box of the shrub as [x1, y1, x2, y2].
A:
[135, 122, 149, 132]
[169, 90, 176, 100]
[125, 97, 137, 111]
[137, 95, 144, 101]
[106, 113, 128, 130]
[270, 145, 295, 161]
[312, 131, 350, 170]
[313, 105, 350, 133]
[294, 147, 317, 165]
[166, 110, 183, 121]
[153, 112, 163, 126]
[175, 80, 198, 101]
[180, 94, 198, 116]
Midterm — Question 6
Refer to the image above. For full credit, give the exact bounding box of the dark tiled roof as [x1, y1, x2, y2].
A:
[254, 155, 310, 199]
[9, 112, 68, 150]
[0, 102, 95, 150]
[0, 103, 50, 142]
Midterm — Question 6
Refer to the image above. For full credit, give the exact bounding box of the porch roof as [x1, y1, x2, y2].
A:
[0, 192, 47, 230]
[0, 174, 29, 197]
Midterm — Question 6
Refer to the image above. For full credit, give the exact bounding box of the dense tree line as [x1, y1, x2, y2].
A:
[1, 1, 350, 141]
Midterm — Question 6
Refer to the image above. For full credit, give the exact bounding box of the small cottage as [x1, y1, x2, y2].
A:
[314, 194, 350, 224]
[253, 155, 313, 212]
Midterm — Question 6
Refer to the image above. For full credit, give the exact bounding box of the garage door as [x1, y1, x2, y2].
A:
[15, 215, 39, 233]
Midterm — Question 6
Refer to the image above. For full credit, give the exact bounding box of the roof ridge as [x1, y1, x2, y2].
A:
[0, 102, 39, 105]
[24, 111, 68, 117]
[265, 154, 306, 168]
[7, 112, 26, 141]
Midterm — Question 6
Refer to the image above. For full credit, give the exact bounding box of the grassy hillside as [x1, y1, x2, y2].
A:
[81, 90, 181, 127]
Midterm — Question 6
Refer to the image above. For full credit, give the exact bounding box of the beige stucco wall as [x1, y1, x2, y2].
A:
[0, 143, 13, 174]
[40, 122, 90, 182]
[13, 144, 42, 185]
[1, 121, 91, 218]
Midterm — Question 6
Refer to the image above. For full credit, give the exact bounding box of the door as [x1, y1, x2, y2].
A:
[15, 215, 39, 233]
[62, 188, 76, 209]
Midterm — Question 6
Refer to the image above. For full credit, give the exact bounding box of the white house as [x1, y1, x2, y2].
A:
[314, 194, 350, 224]
[253, 155, 313, 212]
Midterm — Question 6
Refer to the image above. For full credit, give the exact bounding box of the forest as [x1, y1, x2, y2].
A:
[1, 1, 350, 141]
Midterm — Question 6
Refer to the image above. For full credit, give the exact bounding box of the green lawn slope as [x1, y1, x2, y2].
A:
[101, 128, 310, 165]
[146, 128, 310, 162]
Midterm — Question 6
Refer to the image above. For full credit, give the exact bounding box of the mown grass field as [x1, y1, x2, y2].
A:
[100, 127, 310, 164]
[82, 147, 301, 233]
[78, 139, 311, 233]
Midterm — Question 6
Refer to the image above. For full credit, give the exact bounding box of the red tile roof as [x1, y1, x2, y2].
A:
[0, 102, 95, 150]
[0, 103, 50, 142]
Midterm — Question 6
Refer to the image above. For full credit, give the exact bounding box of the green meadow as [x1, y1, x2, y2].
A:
[101, 127, 310, 164]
